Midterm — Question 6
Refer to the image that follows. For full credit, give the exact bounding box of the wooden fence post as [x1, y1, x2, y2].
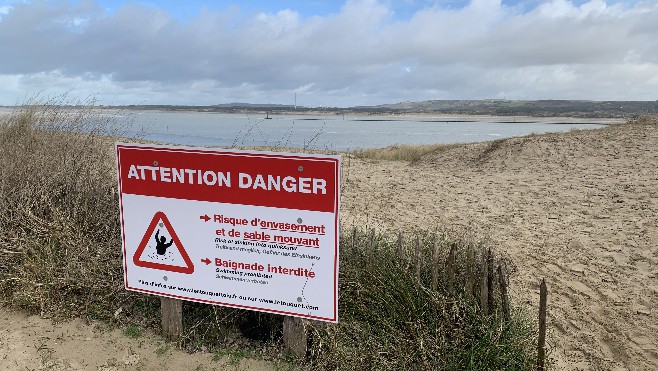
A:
[446, 243, 456, 293]
[431, 239, 439, 291]
[397, 231, 404, 259]
[498, 263, 510, 322]
[537, 279, 548, 371]
[161, 297, 183, 341]
[351, 227, 358, 255]
[368, 229, 375, 261]
[486, 248, 495, 312]
[414, 236, 422, 283]
[465, 244, 474, 297]
[283, 316, 308, 358]
[480, 252, 489, 316]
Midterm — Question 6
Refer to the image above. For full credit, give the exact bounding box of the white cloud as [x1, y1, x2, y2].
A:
[0, 0, 656, 106]
[0, 5, 11, 22]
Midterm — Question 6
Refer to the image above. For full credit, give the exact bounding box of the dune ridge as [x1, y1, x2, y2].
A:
[342, 118, 658, 370]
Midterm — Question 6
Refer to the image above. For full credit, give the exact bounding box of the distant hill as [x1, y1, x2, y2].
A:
[211, 102, 295, 109]
[117, 102, 294, 112]
[113, 99, 658, 118]
[362, 100, 658, 118]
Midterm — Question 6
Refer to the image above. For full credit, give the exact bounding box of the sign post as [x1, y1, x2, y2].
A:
[116, 143, 341, 340]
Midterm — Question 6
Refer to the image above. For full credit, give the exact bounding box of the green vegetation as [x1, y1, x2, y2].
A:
[123, 325, 143, 339]
[0, 98, 540, 370]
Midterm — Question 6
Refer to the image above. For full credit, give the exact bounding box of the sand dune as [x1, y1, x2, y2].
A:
[341, 119, 658, 370]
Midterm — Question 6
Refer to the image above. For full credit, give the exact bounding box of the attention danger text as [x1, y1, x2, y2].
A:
[126, 165, 327, 194]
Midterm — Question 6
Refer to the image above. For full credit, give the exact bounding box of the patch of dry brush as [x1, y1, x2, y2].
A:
[0, 96, 140, 319]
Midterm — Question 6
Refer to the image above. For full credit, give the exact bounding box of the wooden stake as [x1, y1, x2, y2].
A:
[480, 253, 489, 316]
[446, 243, 456, 293]
[160, 297, 183, 341]
[486, 248, 495, 312]
[368, 229, 375, 261]
[397, 231, 404, 258]
[537, 279, 548, 371]
[465, 244, 474, 297]
[283, 316, 308, 358]
[351, 227, 358, 255]
[414, 236, 421, 283]
[431, 239, 439, 291]
[498, 264, 510, 322]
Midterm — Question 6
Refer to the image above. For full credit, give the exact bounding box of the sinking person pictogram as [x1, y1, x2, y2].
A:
[133, 211, 194, 274]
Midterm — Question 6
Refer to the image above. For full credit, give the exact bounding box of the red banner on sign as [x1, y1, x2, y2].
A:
[116, 144, 339, 213]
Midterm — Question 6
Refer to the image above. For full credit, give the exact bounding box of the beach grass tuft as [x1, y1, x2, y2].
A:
[352, 143, 459, 163]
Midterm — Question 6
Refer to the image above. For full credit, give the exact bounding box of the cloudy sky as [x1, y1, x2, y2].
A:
[0, 0, 656, 107]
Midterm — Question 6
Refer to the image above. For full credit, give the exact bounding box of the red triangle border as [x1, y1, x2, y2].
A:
[133, 211, 195, 274]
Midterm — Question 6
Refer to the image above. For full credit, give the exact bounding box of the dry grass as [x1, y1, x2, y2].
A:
[310, 229, 538, 370]
[352, 143, 459, 163]
[0, 94, 140, 319]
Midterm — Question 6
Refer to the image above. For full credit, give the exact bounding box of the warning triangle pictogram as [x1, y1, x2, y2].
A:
[133, 211, 194, 274]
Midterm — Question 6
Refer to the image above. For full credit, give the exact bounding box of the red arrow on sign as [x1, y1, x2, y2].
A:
[201, 258, 211, 265]
[199, 215, 210, 222]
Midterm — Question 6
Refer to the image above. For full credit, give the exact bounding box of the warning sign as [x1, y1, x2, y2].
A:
[133, 211, 194, 274]
[116, 143, 340, 323]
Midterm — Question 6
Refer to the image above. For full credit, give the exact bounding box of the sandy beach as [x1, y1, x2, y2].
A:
[342, 119, 658, 370]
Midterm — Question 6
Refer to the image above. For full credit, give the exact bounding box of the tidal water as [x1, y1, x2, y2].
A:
[115, 111, 609, 151]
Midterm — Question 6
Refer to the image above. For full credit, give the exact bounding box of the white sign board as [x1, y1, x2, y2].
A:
[116, 143, 340, 322]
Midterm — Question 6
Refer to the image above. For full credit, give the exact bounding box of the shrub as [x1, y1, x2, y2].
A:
[0, 94, 138, 320]
[309, 230, 537, 370]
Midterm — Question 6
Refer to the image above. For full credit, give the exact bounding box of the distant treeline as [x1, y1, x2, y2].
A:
[99, 99, 658, 118]
[375, 99, 658, 118]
